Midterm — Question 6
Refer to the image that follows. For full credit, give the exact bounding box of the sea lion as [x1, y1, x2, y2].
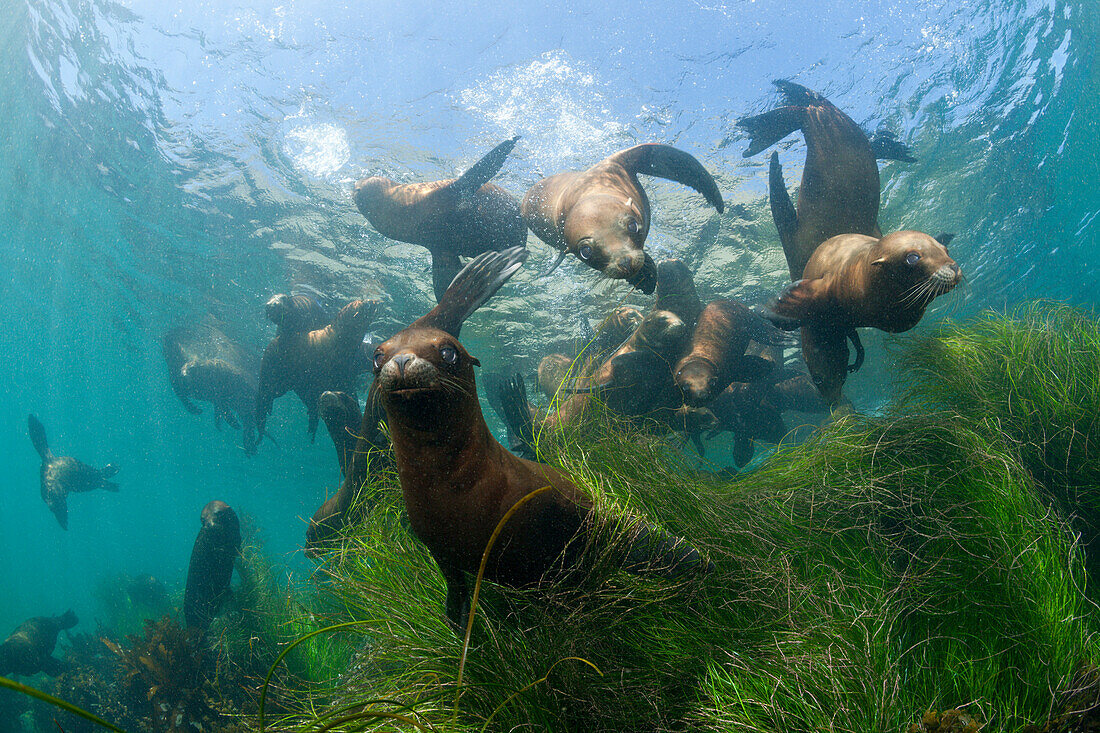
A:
[306, 392, 391, 555]
[183, 500, 241, 632]
[26, 415, 119, 530]
[255, 299, 380, 440]
[522, 144, 724, 294]
[706, 383, 790, 468]
[0, 610, 77, 677]
[537, 353, 576, 399]
[768, 231, 961, 406]
[370, 247, 707, 628]
[673, 299, 782, 407]
[163, 327, 263, 455]
[738, 80, 915, 281]
[265, 293, 329, 336]
[354, 136, 527, 301]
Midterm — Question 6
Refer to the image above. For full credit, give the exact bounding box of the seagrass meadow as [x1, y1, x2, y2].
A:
[55, 301, 1086, 733]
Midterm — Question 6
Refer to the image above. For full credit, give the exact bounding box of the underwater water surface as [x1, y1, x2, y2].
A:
[0, 0, 1097, 729]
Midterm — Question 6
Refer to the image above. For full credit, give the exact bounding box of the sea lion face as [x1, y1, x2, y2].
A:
[564, 195, 648, 279]
[265, 294, 292, 327]
[319, 391, 359, 423]
[333, 299, 378, 334]
[353, 177, 391, 219]
[200, 500, 237, 532]
[537, 354, 574, 397]
[373, 328, 480, 411]
[675, 356, 719, 407]
[871, 231, 961, 301]
[635, 310, 687, 354]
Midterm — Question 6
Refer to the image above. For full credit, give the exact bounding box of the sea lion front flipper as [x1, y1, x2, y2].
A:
[217, 405, 242, 431]
[27, 414, 53, 462]
[49, 493, 69, 530]
[869, 130, 917, 163]
[495, 374, 537, 460]
[483, 372, 524, 455]
[441, 564, 471, 631]
[768, 151, 799, 271]
[625, 252, 658, 294]
[414, 246, 529, 337]
[768, 278, 827, 323]
[733, 436, 755, 468]
[451, 135, 520, 196]
[539, 249, 568, 278]
[611, 144, 724, 213]
[846, 330, 865, 373]
[690, 431, 706, 457]
[430, 249, 463, 303]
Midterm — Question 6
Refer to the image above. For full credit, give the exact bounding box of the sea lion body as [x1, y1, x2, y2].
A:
[183, 500, 241, 631]
[769, 231, 961, 405]
[27, 415, 118, 530]
[674, 300, 779, 407]
[255, 299, 379, 440]
[0, 610, 77, 677]
[372, 248, 705, 626]
[739, 80, 914, 281]
[354, 137, 526, 300]
[522, 145, 724, 293]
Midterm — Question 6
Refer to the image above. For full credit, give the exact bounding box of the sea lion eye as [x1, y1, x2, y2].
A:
[626, 219, 640, 235]
[440, 345, 458, 365]
[373, 351, 385, 370]
[579, 245, 593, 260]
[905, 252, 921, 266]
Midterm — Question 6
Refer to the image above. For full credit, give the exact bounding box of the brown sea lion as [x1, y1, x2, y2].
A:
[0, 610, 77, 677]
[370, 247, 707, 628]
[183, 500, 241, 632]
[265, 293, 329, 336]
[522, 144, 724, 294]
[163, 327, 263, 455]
[537, 353, 576, 399]
[738, 80, 915, 281]
[354, 136, 526, 301]
[705, 383, 789, 468]
[27, 415, 118, 530]
[318, 391, 362, 477]
[673, 300, 782, 407]
[255, 299, 380, 440]
[768, 231, 961, 406]
[590, 306, 644, 356]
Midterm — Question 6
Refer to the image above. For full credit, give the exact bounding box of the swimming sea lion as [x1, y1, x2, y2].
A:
[653, 259, 704, 330]
[738, 80, 915, 281]
[183, 500, 241, 632]
[255, 299, 380, 440]
[27, 415, 119, 530]
[318, 391, 363, 477]
[673, 300, 782, 407]
[265, 293, 329, 336]
[767, 231, 961, 406]
[370, 247, 707, 628]
[0, 610, 77, 677]
[522, 144, 724, 294]
[537, 353, 576, 399]
[354, 137, 527, 301]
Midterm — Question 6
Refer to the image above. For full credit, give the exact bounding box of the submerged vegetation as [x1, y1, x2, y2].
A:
[12, 302, 1100, 731]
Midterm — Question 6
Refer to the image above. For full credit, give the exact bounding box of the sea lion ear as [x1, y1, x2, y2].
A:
[871, 257, 888, 267]
[412, 246, 529, 337]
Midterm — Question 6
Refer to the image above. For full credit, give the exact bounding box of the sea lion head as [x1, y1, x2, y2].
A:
[318, 391, 359, 424]
[871, 231, 961, 302]
[200, 500, 240, 539]
[537, 353, 575, 398]
[352, 177, 392, 220]
[332, 299, 379, 335]
[265, 293, 293, 327]
[675, 356, 720, 407]
[634, 309, 688, 356]
[609, 306, 644, 333]
[372, 327, 481, 429]
[564, 194, 648, 280]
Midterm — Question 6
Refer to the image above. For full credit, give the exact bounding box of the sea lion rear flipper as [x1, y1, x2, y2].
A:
[768, 152, 799, 272]
[869, 130, 917, 163]
[768, 278, 826, 323]
[611, 144, 724, 213]
[846, 330, 865, 373]
[430, 249, 463, 303]
[625, 252, 658, 294]
[451, 135, 520, 196]
[413, 246, 529, 337]
[27, 414, 53, 462]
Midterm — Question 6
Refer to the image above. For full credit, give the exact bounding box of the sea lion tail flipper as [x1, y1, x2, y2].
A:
[539, 249, 568, 278]
[27, 414, 53, 462]
[767, 278, 826, 324]
[452, 135, 520, 195]
[935, 233, 955, 247]
[611, 144, 724, 212]
[768, 152, 799, 262]
[496, 373, 537, 460]
[846, 330, 865, 373]
[431, 249, 464, 303]
[414, 246, 529, 337]
[869, 130, 917, 163]
[625, 252, 658, 294]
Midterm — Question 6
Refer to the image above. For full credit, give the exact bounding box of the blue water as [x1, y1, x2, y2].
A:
[0, 0, 1094, 657]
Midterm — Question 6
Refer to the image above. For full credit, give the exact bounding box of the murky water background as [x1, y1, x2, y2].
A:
[0, 0, 1094, 640]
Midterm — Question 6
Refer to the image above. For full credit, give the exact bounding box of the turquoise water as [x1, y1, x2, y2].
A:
[0, 0, 1094, 692]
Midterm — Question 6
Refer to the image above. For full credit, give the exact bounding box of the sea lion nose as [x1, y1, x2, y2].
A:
[393, 354, 413, 376]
